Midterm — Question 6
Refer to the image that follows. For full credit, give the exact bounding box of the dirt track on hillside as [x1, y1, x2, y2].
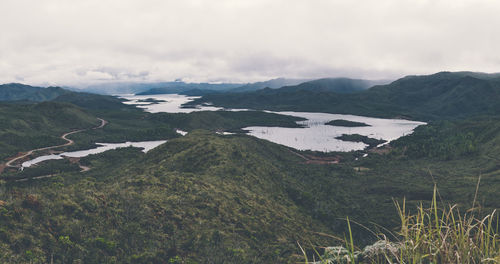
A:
[2, 118, 107, 170]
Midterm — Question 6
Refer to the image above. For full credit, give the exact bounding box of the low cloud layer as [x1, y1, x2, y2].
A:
[1, 0, 499, 86]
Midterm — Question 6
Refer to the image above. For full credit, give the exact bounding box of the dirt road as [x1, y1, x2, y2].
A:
[3, 118, 107, 169]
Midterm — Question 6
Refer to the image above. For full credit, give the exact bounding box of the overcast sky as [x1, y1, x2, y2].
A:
[1, 0, 500, 86]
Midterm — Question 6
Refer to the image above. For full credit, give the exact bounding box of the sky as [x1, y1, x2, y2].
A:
[1, 0, 500, 87]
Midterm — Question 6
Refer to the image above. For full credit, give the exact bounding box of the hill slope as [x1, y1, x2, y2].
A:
[0, 84, 69, 102]
[228, 78, 311, 93]
[1, 118, 499, 262]
[2, 120, 499, 262]
[275, 78, 379, 93]
[0, 102, 100, 160]
[0, 131, 339, 263]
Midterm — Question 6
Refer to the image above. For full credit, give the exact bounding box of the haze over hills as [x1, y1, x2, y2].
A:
[70, 81, 243, 95]
[23, 77, 389, 97]
[135, 78, 315, 96]
[227, 78, 312, 93]
[136, 77, 387, 96]
[191, 71, 500, 120]
[267, 77, 388, 93]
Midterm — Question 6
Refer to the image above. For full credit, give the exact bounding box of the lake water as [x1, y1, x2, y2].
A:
[22, 140, 167, 168]
[120, 94, 223, 113]
[244, 111, 424, 152]
[122, 94, 426, 152]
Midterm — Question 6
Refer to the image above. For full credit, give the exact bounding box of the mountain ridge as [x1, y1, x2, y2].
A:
[190, 71, 500, 121]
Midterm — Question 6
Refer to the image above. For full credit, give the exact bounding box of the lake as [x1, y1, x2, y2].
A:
[122, 94, 426, 152]
[22, 140, 167, 168]
[120, 94, 223, 113]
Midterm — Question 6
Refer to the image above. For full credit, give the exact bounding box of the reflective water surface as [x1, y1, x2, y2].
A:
[22, 140, 167, 168]
[122, 94, 426, 152]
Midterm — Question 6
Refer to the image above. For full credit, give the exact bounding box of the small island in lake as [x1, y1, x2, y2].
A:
[335, 134, 386, 149]
[136, 98, 168, 104]
[326, 119, 370, 127]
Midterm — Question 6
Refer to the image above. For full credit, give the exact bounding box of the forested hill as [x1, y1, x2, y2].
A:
[2, 117, 499, 262]
[273, 77, 381, 93]
[190, 72, 500, 121]
[0, 83, 69, 102]
[0, 83, 131, 111]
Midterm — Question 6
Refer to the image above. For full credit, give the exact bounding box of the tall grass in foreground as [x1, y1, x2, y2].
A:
[301, 185, 500, 263]
[392, 186, 499, 264]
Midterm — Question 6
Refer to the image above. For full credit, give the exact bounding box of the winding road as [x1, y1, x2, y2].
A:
[4, 118, 107, 169]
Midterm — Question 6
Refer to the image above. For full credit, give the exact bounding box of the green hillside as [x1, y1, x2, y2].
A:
[52, 92, 133, 111]
[1, 118, 499, 262]
[0, 132, 337, 263]
[0, 84, 69, 102]
[0, 99, 307, 164]
[0, 102, 99, 160]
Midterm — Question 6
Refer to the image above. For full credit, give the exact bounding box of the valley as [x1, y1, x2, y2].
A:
[0, 73, 499, 263]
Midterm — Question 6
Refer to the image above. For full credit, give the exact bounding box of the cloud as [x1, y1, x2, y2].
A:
[0, 0, 499, 86]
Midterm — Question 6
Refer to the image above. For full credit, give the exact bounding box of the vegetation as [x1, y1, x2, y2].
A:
[0, 102, 99, 160]
[136, 98, 167, 104]
[52, 92, 132, 111]
[0, 90, 303, 165]
[304, 187, 500, 263]
[0, 133, 339, 263]
[392, 191, 499, 263]
[1, 118, 498, 262]
[1, 74, 500, 262]
[391, 119, 482, 160]
[1, 160, 81, 181]
[0, 84, 69, 102]
[149, 110, 305, 133]
[326, 120, 370, 127]
[335, 134, 386, 149]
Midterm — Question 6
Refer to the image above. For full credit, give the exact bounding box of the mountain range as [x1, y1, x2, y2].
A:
[191, 72, 500, 120]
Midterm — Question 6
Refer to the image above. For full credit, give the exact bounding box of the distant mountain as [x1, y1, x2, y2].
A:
[0, 83, 132, 111]
[189, 72, 500, 120]
[363, 71, 500, 119]
[178, 89, 223, 96]
[77, 78, 382, 96]
[273, 77, 386, 93]
[228, 78, 311, 93]
[71, 82, 180, 95]
[71, 81, 242, 95]
[0, 83, 70, 101]
[136, 82, 242, 95]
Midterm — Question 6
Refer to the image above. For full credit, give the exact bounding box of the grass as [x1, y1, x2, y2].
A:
[391, 186, 499, 264]
[303, 185, 500, 263]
